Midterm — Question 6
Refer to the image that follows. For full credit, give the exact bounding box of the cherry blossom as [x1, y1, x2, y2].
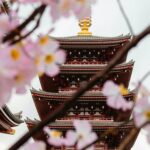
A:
[102, 80, 133, 111]
[44, 127, 64, 147]
[0, 13, 18, 42]
[64, 120, 97, 150]
[23, 141, 46, 150]
[0, 43, 37, 94]
[0, 77, 12, 107]
[36, 35, 66, 77]
[133, 96, 150, 128]
[18, 0, 96, 22]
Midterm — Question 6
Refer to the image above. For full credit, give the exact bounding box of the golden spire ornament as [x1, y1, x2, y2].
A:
[78, 17, 92, 36]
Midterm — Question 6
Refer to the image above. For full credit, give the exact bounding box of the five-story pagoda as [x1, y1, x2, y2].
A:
[26, 18, 138, 150]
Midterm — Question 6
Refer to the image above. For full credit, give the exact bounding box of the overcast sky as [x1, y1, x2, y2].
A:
[1, 0, 150, 149]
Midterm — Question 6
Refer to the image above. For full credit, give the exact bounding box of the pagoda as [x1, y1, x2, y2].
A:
[0, 105, 23, 134]
[25, 18, 138, 149]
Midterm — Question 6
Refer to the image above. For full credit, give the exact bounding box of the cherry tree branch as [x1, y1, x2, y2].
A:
[117, 128, 140, 150]
[2, 4, 46, 44]
[0, 0, 9, 14]
[8, 23, 150, 150]
[10, 6, 45, 44]
[117, 0, 134, 35]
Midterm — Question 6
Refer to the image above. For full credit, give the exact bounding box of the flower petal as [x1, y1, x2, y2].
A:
[63, 130, 78, 146]
[55, 50, 66, 64]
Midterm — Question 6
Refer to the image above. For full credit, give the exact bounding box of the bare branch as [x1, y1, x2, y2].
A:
[10, 6, 45, 44]
[117, 128, 140, 150]
[117, 0, 134, 35]
[2, 4, 46, 43]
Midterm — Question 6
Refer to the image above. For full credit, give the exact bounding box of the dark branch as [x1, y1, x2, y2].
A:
[2, 4, 46, 43]
[10, 6, 45, 44]
[117, 128, 140, 150]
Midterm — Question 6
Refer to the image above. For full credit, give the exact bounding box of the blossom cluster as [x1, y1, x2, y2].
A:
[102, 80, 150, 143]
[23, 120, 97, 150]
[0, 0, 97, 107]
[18, 0, 96, 22]
[0, 13, 66, 107]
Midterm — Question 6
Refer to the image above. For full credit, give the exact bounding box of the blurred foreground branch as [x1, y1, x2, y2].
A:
[2, 4, 46, 44]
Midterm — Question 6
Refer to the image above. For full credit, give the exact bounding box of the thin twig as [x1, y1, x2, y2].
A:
[117, 0, 134, 35]
[2, 4, 46, 43]
[10, 6, 45, 44]
[117, 128, 140, 150]
[8, 24, 150, 150]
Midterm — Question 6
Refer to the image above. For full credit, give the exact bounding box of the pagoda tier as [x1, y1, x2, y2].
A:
[50, 35, 131, 64]
[25, 119, 138, 150]
[0, 105, 23, 134]
[39, 61, 134, 92]
[31, 89, 136, 121]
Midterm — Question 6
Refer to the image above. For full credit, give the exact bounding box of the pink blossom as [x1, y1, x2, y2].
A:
[0, 12, 19, 42]
[23, 141, 46, 150]
[0, 76, 12, 107]
[48, 0, 96, 21]
[146, 133, 150, 144]
[102, 80, 133, 111]
[0, 44, 37, 94]
[18, 0, 96, 22]
[133, 96, 150, 128]
[64, 120, 97, 150]
[36, 36, 66, 77]
[44, 127, 64, 147]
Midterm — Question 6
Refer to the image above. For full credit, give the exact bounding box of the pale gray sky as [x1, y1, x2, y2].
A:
[1, 0, 150, 149]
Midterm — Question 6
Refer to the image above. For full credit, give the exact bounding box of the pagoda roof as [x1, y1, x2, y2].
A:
[31, 89, 136, 102]
[25, 118, 134, 130]
[0, 105, 23, 134]
[60, 61, 134, 74]
[50, 34, 131, 49]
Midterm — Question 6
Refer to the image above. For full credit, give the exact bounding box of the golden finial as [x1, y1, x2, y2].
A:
[78, 17, 92, 36]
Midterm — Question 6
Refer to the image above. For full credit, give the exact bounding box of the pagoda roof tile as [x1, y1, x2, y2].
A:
[31, 88, 136, 101]
[50, 34, 132, 49]
[25, 118, 134, 129]
[60, 61, 134, 73]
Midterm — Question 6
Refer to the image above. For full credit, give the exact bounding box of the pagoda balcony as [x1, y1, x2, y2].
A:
[39, 61, 134, 92]
[31, 89, 136, 121]
[51, 35, 131, 64]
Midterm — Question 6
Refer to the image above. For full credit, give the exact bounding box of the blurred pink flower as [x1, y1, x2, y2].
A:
[0, 12, 18, 42]
[37, 36, 66, 77]
[23, 141, 46, 150]
[0, 44, 37, 94]
[146, 133, 150, 144]
[44, 127, 64, 147]
[102, 80, 133, 111]
[19, 0, 96, 22]
[133, 96, 150, 128]
[64, 120, 97, 150]
[0, 77, 12, 107]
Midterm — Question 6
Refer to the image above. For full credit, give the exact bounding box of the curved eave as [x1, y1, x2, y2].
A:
[31, 89, 136, 102]
[0, 105, 23, 127]
[60, 61, 134, 74]
[25, 119, 134, 130]
[50, 35, 131, 49]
